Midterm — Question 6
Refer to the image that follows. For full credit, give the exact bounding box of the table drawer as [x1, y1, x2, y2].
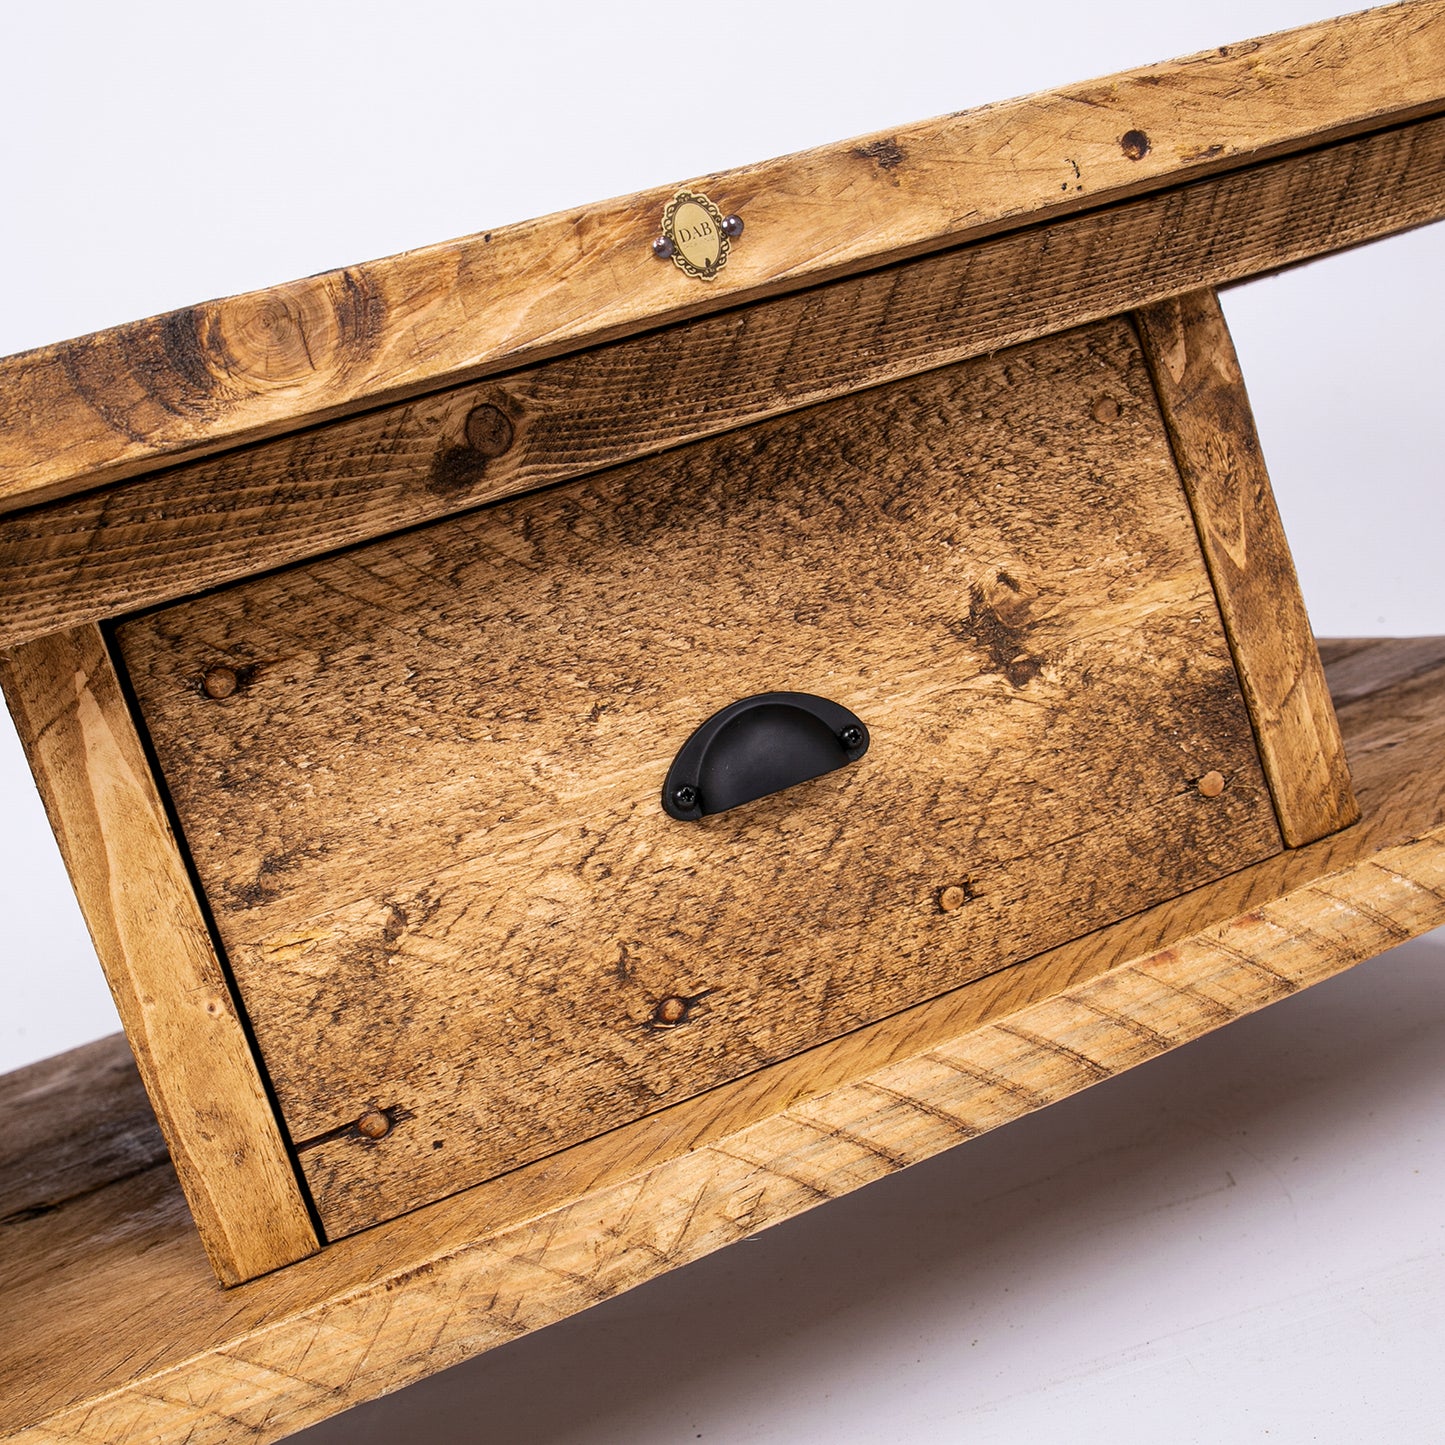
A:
[114, 317, 1282, 1238]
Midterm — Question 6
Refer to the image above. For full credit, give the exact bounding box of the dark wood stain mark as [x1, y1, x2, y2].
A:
[333, 267, 388, 358]
[158, 309, 222, 405]
[380, 903, 408, 950]
[615, 941, 638, 984]
[427, 446, 490, 496]
[855, 138, 906, 171]
[229, 851, 296, 909]
[428, 402, 516, 495]
[1120, 129, 1152, 161]
[955, 572, 1043, 687]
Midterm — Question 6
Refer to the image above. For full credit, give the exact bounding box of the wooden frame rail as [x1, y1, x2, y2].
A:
[2, 2, 1444, 513]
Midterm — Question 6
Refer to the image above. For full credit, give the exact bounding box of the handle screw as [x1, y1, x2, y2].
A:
[673, 785, 698, 810]
[840, 725, 864, 749]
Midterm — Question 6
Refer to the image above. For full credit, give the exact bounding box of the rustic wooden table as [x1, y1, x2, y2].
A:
[3, 3, 1443, 1441]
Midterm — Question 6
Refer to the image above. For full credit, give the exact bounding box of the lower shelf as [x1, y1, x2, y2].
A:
[4, 636, 1444, 1445]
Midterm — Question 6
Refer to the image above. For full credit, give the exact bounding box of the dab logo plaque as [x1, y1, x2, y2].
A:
[653, 190, 744, 281]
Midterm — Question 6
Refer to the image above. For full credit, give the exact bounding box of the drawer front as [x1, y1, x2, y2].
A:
[114, 318, 1282, 1237]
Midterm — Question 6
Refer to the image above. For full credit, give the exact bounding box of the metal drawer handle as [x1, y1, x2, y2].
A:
[662, 692, 870, 821]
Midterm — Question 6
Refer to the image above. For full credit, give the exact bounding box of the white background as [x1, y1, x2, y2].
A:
[1, 2, 1442, 1441]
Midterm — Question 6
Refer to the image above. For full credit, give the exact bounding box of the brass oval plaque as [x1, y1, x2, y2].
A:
[661, 189, 731, 281]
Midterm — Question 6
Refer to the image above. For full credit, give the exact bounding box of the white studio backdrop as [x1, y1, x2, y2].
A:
[1, 2, 1441, 1442]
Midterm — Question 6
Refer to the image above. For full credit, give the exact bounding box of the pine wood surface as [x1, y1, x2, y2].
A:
[113, 319, 1280, 1237]
[7, 109, 1445, 652]
[0, 628, 319, 1284]
[2, 636, 1442, 1445]
[1136, 291, 1359, 846]
[2, 4, 1443, 518]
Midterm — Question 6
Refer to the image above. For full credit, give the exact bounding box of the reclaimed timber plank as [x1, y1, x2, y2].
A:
[0, 1033, 165, 1229]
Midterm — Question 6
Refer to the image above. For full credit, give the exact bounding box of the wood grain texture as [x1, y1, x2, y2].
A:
[8, 112, 1445, 651]
[2, 636, 1443, 1445]
[0, 626, 318, 1284]
[1136, 291, 1359, 846]
[114, 319, 1281, 1236]
[3, 3, 1445, 516]
[0, 1036, 166, 1230]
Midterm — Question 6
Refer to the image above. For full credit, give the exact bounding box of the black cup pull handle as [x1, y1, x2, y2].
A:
[662, 692, 870, 821]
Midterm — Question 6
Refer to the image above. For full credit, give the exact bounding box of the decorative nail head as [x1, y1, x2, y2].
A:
[202, 667, 238, 700]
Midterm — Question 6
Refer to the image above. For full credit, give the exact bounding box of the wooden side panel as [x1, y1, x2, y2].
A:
[0, 626, 318, 1283]
[7, 113, 1445, 651]
[1136, 291, 1359, 846]
[1, 637, 1442, 1445]
[3, 3, 1445, 515]
[114, 319, 1283, 1237]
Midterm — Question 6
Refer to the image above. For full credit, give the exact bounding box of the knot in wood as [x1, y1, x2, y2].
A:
[202, 279, 345, 391]
[465, 403, 515, 459]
